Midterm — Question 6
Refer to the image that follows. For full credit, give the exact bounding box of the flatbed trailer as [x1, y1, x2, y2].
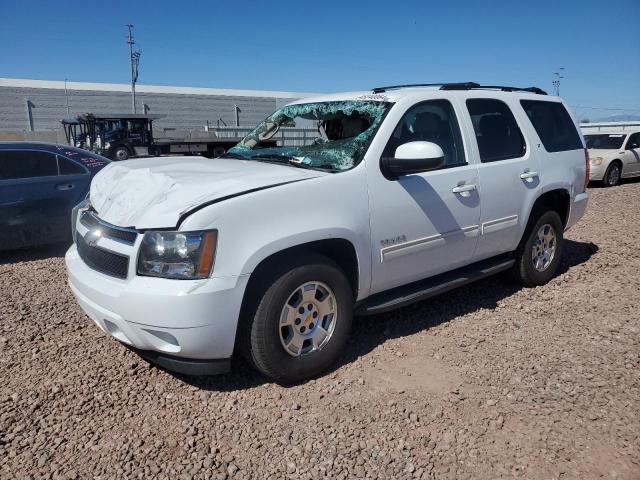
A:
[62, 113, 244, 161]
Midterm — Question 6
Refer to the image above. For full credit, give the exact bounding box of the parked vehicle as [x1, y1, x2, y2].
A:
[584, 131, 640, 186]
[62, 113, 244, 161]
[65, 82, 589, 383]
[0, 142, 110, 251]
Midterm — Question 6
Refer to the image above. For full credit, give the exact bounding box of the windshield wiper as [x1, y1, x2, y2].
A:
[249, 153, 295, 163]
[247, 154, 339, 172]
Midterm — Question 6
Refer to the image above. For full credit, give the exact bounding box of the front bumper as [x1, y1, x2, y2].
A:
[66, 245, 249, 364]
[589, 163, 606, 181]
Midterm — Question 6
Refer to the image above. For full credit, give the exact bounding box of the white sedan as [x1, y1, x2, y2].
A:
[585, 131, 640, 187]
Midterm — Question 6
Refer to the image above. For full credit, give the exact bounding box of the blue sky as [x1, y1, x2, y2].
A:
[1, 0, 638, 120]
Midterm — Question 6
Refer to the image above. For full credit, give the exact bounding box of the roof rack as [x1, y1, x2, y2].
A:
[372, 82, 546, 95]
[372, 82, 477, 94]
[465, 85, 548, 95]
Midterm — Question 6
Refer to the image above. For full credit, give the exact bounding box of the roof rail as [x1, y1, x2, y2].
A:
[372, 83, 447, 94]
[371, 82, 546, 95]
[469, 85, 548, 95]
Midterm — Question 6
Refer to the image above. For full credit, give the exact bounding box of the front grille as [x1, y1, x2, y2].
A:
[80, 211, 137, 245]
[77, 233, 130, 279]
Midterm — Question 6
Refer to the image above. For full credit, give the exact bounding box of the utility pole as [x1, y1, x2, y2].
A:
[553, 67, 564, 96]
[126, 24, 141, 113]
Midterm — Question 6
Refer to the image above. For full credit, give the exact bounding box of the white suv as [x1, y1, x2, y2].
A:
[65, 82, 589, 383]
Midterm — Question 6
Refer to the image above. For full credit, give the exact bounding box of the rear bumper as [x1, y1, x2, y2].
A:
[566, 192, 589, 230]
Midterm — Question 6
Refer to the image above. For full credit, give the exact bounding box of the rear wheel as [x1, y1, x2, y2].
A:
[242, 255, 353, 384]
[602, 161, 622, 187]
[513, 210, 564, 287]
[111, 146, 130, 161]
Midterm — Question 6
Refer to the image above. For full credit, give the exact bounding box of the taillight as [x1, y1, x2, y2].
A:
[583, 148, 590, 191]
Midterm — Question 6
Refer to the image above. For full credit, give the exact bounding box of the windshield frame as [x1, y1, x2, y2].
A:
[227, 100, 393, 172]
[584, 133, 627, 149]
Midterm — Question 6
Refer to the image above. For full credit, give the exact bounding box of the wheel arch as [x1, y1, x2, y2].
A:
[109, 142, 133, 158]
[520, 188, 570, 248]
[234, 238, 361, 356]
[609, 158, 623, 170]
[243, 238, 360, 302]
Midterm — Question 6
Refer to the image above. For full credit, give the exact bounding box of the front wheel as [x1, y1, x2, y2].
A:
[243, 255, 353, 384]
[513, 210, 564, 287]
[602, 162, 622, 187]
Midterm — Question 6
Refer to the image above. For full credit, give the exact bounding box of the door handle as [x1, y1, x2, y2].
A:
[520, 170, 539, 181]
[56, 183, 75, 191]
[452, 184, 477, 197]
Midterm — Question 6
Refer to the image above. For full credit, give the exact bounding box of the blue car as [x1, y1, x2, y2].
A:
[0, 142, 110, 251]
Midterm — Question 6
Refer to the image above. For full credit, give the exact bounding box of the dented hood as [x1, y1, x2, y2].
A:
[89, 156, 325, 228]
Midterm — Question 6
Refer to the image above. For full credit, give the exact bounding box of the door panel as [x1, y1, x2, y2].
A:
[462, 98, 542, 260]
[367, 99, 481, 294]
[0, 177, 68, 248]
[623, 133, 640, 175]
[0, 150, 88, 250]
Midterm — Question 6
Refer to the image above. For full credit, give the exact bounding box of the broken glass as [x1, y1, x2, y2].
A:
[228, 100, 392, 171]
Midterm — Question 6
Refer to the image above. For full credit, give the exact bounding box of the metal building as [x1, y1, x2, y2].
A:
[0, 78, 315, 142]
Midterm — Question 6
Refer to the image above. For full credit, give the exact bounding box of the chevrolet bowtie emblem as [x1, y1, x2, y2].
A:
[86, 229, 102, 247]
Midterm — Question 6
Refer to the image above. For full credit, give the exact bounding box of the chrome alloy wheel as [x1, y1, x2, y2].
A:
[607, 164, 621, 185]
[532, 224, 557, 272]
[279, 281, 337, 357]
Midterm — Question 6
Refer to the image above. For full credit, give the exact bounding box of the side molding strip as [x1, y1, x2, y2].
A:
[481, 215, 518, 235]
[380, 225, 480, 263]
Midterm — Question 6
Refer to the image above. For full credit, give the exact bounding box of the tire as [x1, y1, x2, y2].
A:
[111, 146, 130, 161]
[242, 255, 353, 384]
[513, 210, 564, 287]
[602, 161, 622, 187]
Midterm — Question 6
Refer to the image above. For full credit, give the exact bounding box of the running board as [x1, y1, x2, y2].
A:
[357, 254, 515, 316]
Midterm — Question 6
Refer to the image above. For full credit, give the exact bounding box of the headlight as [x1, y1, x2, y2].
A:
[590, 157, 603, 166]
[137, 230, 217, 279]
[104, 142, 111, 150]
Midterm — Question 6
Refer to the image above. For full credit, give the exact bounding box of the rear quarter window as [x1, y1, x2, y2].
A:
[53, 145, 110, 170]
[57, 155, 87, 175]
[520, 100, 583, 152]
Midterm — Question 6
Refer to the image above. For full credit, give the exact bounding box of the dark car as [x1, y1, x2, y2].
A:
[0, 142, 110, 251]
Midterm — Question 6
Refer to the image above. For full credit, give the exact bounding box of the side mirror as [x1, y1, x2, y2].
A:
[381, 141, 445, 179]
[627, 142, 639, 150]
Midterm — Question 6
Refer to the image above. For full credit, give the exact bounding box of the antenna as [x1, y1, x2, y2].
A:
[126, 24, 142, 113]
[552, 67, 565, 96]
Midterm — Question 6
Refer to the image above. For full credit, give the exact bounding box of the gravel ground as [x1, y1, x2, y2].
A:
[1, 181, 639, 480]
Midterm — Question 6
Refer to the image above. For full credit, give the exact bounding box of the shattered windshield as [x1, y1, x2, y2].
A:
[227, 100, 391, 171]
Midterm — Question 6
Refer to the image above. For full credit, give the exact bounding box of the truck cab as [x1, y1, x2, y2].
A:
[63, 113, 161, 161]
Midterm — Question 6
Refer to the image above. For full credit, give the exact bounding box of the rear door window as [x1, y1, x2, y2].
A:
[520, 100, 583, 152]
[0, 150, 58, 180]
[466, 99, 526, 162]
